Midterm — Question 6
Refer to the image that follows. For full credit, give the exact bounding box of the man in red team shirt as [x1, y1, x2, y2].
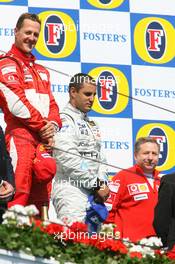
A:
[105, 137, 161, 242]
[0, 13, 62, 210]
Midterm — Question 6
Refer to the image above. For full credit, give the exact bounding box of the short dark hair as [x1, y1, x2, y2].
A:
[68, 73, 96, 93]
[134, 137, 160, 153]
[16, 13, 41, 29]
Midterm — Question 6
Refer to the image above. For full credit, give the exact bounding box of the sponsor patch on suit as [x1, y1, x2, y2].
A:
[109, 182, 120, 193]
[134, 193, 148, 201]
[127, 183, 149, 195]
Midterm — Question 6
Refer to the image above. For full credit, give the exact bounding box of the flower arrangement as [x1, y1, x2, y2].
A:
[0, 205, 173, 263]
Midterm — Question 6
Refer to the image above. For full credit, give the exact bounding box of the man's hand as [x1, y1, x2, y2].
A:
[39, 120, 55, 141]
[94, 184, 110, 203]
[0, 181, 14, 200]
[44, 137, 55, 150]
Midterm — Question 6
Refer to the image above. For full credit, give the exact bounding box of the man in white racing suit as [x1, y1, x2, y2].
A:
[51, 73, 109, 224]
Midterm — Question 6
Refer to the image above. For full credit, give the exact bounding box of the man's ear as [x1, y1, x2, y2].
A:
[70, 86, 77, 98]
[14, 27, 18, 36]
[134, 152, 137, 161]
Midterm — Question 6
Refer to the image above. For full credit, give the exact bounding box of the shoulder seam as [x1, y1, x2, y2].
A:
[60, 113, 75, 124]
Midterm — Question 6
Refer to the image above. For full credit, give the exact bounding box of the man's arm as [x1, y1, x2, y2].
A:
[153, 177, 173, 247]
[54, 115, 101, 189]
[39, 120, 56, 147]
[47, 92, 62, 129]
[4, 141, 15, 188]
[0, 58, 46, 131]
[105, 173, 123, 223]
[0, 181, 14, 202]
[92, 179, 110, 203]
[0, 126, 15, 201]
[36, 64, 62, 131]
[36, 66, 62, 145]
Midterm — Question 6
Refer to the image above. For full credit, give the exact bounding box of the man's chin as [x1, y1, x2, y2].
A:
[20, 48, 32, 55]
[23, 45, 34, 54]
[85, 107, 91, 112]
[144, 166, 155, 173]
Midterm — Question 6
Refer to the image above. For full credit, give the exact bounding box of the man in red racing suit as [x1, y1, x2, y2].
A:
[0, 13, 62, 209]
[105, 137, 161, 242]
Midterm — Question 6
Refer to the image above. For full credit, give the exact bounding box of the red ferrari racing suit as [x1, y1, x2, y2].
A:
[0, 44, 61, 206]
[105, 164, 160, 242]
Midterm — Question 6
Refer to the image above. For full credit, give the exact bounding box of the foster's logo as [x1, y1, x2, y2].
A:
[45, 15, 65, 54]
[97, 70, 117, 110]
[136, 123, 175, 171]
[89, 66, 129, 115]
[99, 0, 112, 4]
[134, 17, 175, 64]
[146, 21, 165, 59]
[87, 0, 125, 9]
[35, 11, 77, 58]
[149, 127, 167, 166]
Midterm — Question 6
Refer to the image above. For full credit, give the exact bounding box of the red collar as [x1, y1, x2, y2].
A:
[7, 44, 36, 66]
[134, 164, 160, 179]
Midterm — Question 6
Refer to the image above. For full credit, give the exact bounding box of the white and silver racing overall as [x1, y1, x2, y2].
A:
[51, 103, 108, 224]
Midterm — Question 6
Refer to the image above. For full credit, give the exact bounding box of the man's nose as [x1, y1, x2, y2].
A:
[147, 153, 153, 159]
[89, 95, 95, 102]
[29, 34, 37, 42]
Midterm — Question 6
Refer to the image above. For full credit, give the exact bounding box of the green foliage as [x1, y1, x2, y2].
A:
[0, 224, 173, 264]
